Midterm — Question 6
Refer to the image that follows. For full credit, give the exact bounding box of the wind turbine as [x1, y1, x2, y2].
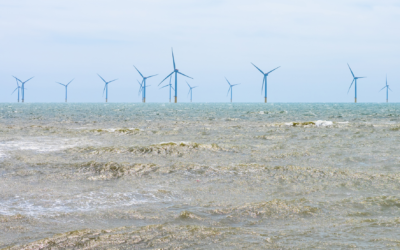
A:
[133, 65, 157, 103]
[13, 76, 33, 103]
[186, 81, 198, 102]
[98, 74, 117, 102]
[347, 64, 366, 103]
[160, 75, 174, 103]
[158, 48, 193, 103]
[379, 75, 392, 103]
[11, 78, 21, 102]
[226, 78, 240, 103]
[251, 63, 280, 103]
[56, 79, 74, 102]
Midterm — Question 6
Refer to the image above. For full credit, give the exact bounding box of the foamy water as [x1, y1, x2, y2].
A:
[1, 103, 400, 249]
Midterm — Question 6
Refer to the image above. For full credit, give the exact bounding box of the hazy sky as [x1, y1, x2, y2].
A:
[1, 0, 399, 103]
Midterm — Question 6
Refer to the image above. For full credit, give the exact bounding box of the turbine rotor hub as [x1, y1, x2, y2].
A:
[175, 69, 179, 72]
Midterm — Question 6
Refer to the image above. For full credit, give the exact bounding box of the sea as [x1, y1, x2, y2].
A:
[0, 103, 400, 249]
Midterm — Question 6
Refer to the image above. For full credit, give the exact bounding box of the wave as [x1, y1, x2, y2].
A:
[284, 120, 334, 127]
[68, 142, 225, 156]
[210, 199, 319, 219]
[0, 189, 180, 217]
[0, 137, 94, 154]
[6, 224, 247, 249]
[87, 127, 141, 134]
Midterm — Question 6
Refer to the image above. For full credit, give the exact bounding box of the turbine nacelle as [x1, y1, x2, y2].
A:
[174, 69, 179, 72]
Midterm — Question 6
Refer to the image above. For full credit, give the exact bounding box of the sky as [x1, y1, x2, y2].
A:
[1, 0, 399, 103]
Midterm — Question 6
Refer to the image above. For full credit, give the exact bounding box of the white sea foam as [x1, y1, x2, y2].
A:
[0, 137, 94, 153]
[0, 190, 179, 216]
[314, 120, 333, 127]
[0, 150, 7, 158]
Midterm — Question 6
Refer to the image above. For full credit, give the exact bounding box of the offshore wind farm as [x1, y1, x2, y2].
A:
[2, 1, 400, 249]
[9, 57, 392, 103]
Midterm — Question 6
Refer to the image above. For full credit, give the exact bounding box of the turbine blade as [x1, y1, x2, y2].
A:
[347, 79, 355, 94]
[347, 64, 355, 78]
[261, 77, 265, 94]
[357, 77, 366, 79]
[159, 72, 174, 86]
[192, 86, 198, 89]
[225, 77, 231, 86]
[133, 65, 144, 78]
[97, 74, 107, 83]
[12, 76, 22, 83]
[379, 86, 386, 92]
[160, 85, 169, 89]
[232, 84, 240, 86]
[137, 80, 143, 89]
[177, 72, 193, 79]
[56, 82, 66, 86]
[137, 80, 143, 95]
[266, 66, 281, 75]
[103, 84, 106, 96]
[23, 76, 34, 84]
[172, 48, 176, 69]
[67, 78, 74, 86]
[251, 63, 264, 74]
[11, 88, 18, 95]
[107, 79, 118, 84]
[389, 87, 393, 92]
[146, 74, 158, 79]
[187, 89, 191, 97]
[186, 81, 191, 88]
[227, 87, 231, 97]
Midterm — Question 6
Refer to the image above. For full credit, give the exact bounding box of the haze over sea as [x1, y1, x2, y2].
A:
[1, 103, 400, 249]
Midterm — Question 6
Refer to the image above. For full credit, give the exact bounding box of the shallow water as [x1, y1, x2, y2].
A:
[1, 103, 400, 249]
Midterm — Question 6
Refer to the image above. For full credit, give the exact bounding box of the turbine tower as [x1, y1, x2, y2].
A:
[133, 65, 157, 103]
[138, 80, 151, 102]
[56, 79, 74, 102]
[251, 63, 280, 103]
[98, 74, 117, 102]
[160, 75, 174, 103]
[347, 64, 366, 103]
[186, 81, 198, 102]
[13, 76, 33, 103]
[226, 77, 240, 103]
[379, 75, 392, 103]
[11, 78, 21, 102]
[159, 48, 193, 103]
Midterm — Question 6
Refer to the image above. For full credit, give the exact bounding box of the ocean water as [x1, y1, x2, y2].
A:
[1, 103, 400, 249]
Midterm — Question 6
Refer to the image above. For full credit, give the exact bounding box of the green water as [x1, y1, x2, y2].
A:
[1, 103, 400, 249]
